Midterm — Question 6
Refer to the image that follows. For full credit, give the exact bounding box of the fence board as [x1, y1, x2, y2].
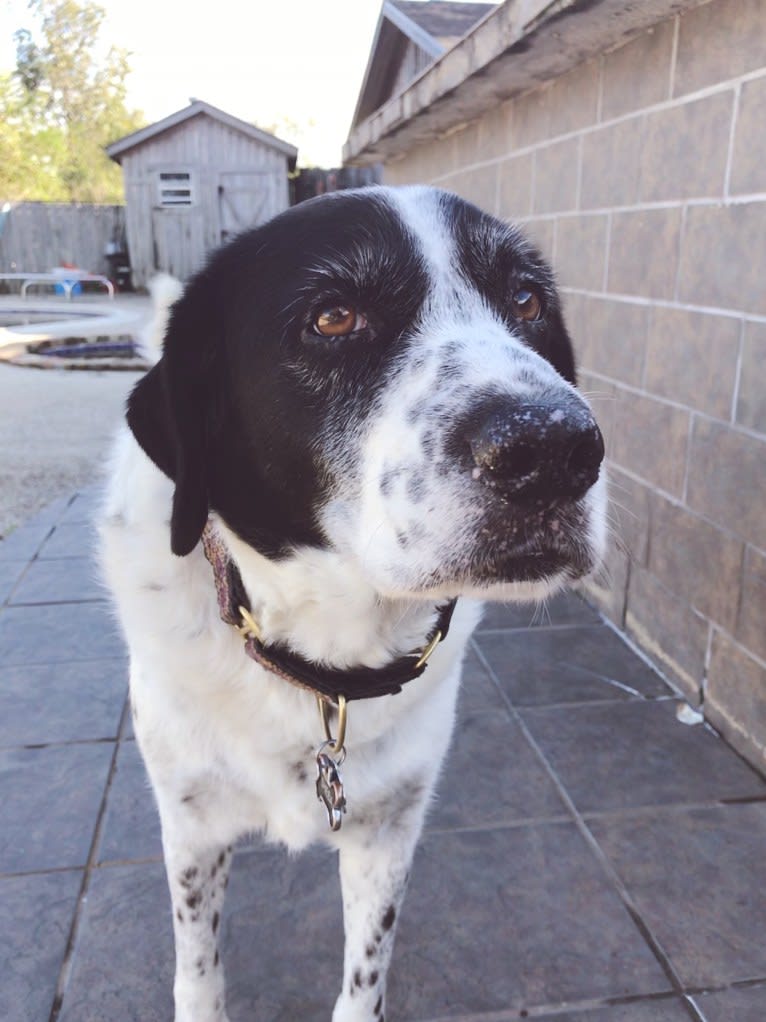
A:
[0, 202, 126, 281]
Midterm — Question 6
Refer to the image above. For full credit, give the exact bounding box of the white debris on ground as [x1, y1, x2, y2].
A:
[676, 702, 705, 726]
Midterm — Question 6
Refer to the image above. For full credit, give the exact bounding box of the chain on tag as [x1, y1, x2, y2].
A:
[316, 745, 347, 831]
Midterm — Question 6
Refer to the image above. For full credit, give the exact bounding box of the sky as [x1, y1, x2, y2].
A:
[0, 0, 401, 166]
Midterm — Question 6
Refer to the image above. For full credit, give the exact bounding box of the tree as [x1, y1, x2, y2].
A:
[1, 0, 144, 202]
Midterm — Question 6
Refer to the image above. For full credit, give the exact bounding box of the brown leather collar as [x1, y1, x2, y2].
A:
[201, 521, 457, 703]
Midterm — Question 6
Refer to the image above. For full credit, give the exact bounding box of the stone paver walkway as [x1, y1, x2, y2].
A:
[1, 487, 765, 1022]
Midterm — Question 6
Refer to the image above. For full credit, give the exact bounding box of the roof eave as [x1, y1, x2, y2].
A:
[344, 0, 709, 167]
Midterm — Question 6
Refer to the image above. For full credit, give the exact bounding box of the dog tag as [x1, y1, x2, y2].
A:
[316, 746, 347, 831]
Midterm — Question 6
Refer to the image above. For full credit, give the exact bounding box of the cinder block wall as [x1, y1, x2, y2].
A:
[383, 0, 766, 767]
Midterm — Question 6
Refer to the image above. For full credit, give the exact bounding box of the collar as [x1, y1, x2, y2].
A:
[201, 521, 457, 704]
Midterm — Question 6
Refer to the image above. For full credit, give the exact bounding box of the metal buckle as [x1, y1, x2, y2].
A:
[237, 605, 262, 642]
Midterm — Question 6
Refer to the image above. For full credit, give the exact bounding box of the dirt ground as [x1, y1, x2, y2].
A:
[0, 362, 144, 537]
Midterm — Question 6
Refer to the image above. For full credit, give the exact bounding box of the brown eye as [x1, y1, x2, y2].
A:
[312, 305, 366, 337]
[511, 288, 542, 322]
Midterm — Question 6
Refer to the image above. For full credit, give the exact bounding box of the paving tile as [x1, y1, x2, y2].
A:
[17, 494, 71, 529]
[475, 998, 693, 1021]
[9, 554, 106, 604]
[0, 601, 125, 666]
[61, 848, 343, 1022]
[477, 590, 601, 632]
[0, 559, 27, 604]
[0, 657, 127, 747]
[0, 742, 113, 872]
[58, 862, 174, 1022]
[695, 983, 766, 1022]
[223, 847, 343, 1021]
[457, 646, 507, 713]
[0, 522, 52, 560]
[590, 805, 766, 988]
[531, 999, 692, 1022]
[58, 486, 103, 524]
[521, 699, 766, 814]
[97, 741, 162, 864]
[37, 521, 96, 559]
[428, 710, 567, 831]
[477, 625, 668, 708]
[0, 869, 82, 1022]
[388, 824, 671, 1018]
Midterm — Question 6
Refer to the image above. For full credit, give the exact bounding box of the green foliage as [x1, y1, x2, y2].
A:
[0, 0, 145, 203]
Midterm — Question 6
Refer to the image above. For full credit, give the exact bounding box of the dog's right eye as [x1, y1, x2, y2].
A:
[312, 305, 367, 338]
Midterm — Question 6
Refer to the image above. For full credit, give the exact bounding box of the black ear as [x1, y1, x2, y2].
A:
[127, 274, 219, 556]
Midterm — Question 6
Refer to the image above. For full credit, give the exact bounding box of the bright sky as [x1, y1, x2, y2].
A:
[0, 0, 402, 166]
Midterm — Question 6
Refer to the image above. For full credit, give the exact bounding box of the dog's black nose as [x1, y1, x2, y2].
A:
[469, 396, 604, 502]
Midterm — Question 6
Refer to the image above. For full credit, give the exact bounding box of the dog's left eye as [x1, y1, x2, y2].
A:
[312, 305, 368, 337]
[511, 288, 543, 322]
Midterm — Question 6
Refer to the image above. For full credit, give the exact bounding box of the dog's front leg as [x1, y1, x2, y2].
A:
[333, 806, 426, 1022]
[163, 836, 233, 1022]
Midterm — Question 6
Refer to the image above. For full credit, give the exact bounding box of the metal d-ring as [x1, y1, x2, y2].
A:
[414, 629, 442, 670]
[318, 693, 347, 756]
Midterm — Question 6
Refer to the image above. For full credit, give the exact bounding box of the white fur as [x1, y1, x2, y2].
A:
[100, 187, 606, 1022]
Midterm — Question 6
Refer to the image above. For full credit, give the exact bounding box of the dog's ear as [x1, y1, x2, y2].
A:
[127, 274, 219, 556]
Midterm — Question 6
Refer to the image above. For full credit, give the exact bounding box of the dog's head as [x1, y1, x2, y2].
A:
[128, 185, 606, 602]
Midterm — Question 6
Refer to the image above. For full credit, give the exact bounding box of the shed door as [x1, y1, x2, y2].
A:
[217, 171, 276, 244]
[150, 169, 206, 280]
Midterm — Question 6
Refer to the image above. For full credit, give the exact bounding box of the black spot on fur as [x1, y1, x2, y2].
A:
[291, 760, 308, 783]
[214, 950, 220, 968]
[180, 866, 198, 886]
[353, 968, 363, 989]
[365, 943, 376, 958]
[181, 794, 194, 804]
[186, 891, 202, 910]
[369, 970, 379, 986]
[381, 905, 396, 931]
[176, 909, 184, 923]
[212, 911, 220, 934]
[196, 957, 206, 977]
[374, 995, 383, 1017]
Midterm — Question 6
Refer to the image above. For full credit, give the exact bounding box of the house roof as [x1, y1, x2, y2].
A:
[345, 0, 709, 167]
[350, 1, 496, 131]
[106, 99, 298, 168]
[397, 1, 496, 45]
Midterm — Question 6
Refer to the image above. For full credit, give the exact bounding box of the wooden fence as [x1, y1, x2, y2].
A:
[0, 202, 126, 281]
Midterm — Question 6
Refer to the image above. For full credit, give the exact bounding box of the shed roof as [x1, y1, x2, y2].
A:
[106, 99, 298, 168]
[350, 1, 496, 131]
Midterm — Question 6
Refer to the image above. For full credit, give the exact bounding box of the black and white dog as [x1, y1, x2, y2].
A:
[100, 185, 606, 1022]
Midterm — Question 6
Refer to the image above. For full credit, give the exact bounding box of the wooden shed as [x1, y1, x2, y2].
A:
[106, 99, 297, 289]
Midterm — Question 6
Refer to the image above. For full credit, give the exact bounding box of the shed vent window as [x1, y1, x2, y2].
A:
[157, 171, 194, 207]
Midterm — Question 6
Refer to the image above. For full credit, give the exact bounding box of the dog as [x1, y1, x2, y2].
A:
[100, 185, 607, 1022]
